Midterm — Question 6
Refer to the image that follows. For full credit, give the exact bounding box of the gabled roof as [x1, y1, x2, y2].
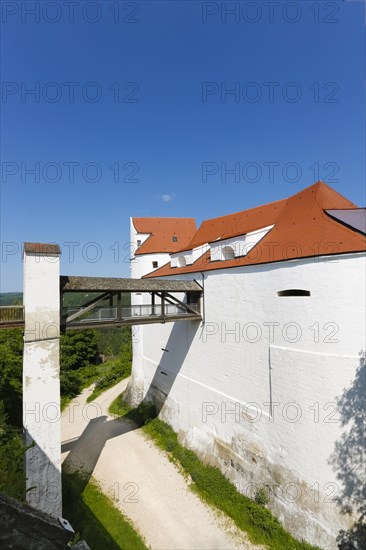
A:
[142, 182, 366, 278]
[132, 217, 196, 255]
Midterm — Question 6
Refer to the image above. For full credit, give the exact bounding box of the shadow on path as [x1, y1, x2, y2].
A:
[62, 414, 138, 482]
[62, 403, 146, 549]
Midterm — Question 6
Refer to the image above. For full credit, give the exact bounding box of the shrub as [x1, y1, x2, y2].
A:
[0, 401, 26, 500]
[0, 329, 23, 427]
[255, 487, 270, 507]
[60, 371, 83, 398]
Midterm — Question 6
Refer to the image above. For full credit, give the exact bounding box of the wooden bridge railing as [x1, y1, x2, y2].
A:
[0, 306, 25, 327]
[62, 302, 201, 329]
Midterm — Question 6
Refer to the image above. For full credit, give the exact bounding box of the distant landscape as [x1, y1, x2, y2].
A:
[0, 293, 23, 306]
[0, 292, 130, 307]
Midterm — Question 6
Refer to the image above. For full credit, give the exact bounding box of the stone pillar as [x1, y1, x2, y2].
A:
[23, 242, 62, 517]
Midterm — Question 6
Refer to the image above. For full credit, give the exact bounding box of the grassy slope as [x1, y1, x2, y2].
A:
[60, 364, 101, 410]
[63, 470, 148, 550]
[109, 394, 322, 550]
[61, 350, 132, 410]
[86, 358, 131, 403]
[61, 341, 137, 549]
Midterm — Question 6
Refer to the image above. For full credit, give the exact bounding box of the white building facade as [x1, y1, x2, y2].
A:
[128, 183, 366, 548]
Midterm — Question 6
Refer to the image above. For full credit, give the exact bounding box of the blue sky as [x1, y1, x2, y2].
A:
[1, 0, 365, 291]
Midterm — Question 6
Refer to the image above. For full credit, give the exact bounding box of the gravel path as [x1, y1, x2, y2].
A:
[61, 379, 263, 550]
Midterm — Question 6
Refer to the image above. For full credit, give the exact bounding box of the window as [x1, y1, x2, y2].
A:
[178, 256, 186, 267]
[152, 261, 158, 268]
[172, 236, 178, 242]
[222, 246, 235, 260]
[277, 289, 311, 297]
[136, 240, 141, 248]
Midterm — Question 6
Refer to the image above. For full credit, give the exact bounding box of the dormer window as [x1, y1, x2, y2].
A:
[172, 236, 178, 242]
[152, 261, 158, 268]
[137, 240, 141, 248]
[222, 246, 235, 260]
[171, 244, 209, 268]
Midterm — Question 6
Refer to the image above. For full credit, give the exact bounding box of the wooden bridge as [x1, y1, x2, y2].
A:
[13, 242, 204, 518]
[0, 276, 203, 330]
[0, 305, 25, 328]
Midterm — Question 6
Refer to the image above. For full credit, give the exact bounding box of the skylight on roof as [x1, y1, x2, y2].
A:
[325, 209, 366, 235]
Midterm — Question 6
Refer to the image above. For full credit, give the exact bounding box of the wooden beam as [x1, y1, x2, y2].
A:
[154, 291, 176, 308]
[156, 291, 199, 316]
[117, 292, 122, 321]
[63, 291, 111, 323]
[63, 313, 201, 331]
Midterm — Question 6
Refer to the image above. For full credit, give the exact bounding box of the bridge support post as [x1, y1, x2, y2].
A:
[22, 243, 62, 517]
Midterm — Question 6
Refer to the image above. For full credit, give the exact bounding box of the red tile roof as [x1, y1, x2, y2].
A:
[142, 182, 366, 278]
[132, 217, 196, 255]
[177, 197, 286, 252]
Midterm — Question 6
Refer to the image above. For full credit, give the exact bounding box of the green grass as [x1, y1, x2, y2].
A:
[61, 350, 132, 410]
[87, 355, 132, 403]
[60, 326, 132, 409]
[62, 470, 148, 550]
[61, 365, 101, 410]
[109, 394, 322, 550]
[0, 403, 26, 501]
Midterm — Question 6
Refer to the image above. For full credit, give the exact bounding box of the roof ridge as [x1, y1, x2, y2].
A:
[287, 180, 358, 207]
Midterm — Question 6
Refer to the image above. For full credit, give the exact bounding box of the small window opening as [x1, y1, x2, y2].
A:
[178, 256, 186, 267]
[152, 261, 158, 268]
[172, 236, 178, 242]
[277, 289, 311, 297]
[136, 240, 141, 248]
[222, 246, 235, 260]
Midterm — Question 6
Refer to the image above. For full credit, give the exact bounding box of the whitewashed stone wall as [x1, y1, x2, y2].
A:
[128, 219, 172, 403]
[128, 251, 366, 548]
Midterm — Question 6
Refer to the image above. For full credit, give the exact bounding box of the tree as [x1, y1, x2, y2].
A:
[0, 400, 26, 500]
[60, 329, 98, 371]
[0, 329, 23, 427]
[95, 326, 132, 357]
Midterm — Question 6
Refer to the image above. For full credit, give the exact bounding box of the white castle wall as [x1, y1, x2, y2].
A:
[23, 247, 62, 517]
[128, 218, 172, 403]
[128, 250, 365, 548]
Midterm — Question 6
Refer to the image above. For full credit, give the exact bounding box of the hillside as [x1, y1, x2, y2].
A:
[0, 293, 23, 306]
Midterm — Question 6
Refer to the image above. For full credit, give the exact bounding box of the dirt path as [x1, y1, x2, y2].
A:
[61, 380, 262, 550]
